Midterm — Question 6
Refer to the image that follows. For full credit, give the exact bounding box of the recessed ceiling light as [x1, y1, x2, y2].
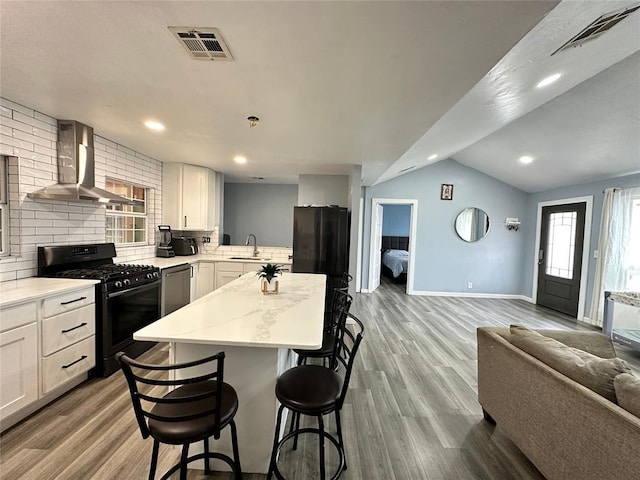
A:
[428, 154, 438, 161]
[519, 155, 534, 164]
[234, 156, 247, 164]
[536, 73, 562, 88]
[144, 120, 165, 131]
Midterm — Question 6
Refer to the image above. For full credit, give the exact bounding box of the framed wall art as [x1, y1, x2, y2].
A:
[440, 183, 454, 201]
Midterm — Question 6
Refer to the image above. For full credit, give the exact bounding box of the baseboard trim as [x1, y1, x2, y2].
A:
[410, 291, 533, 301]
[360, 288, 370, 294]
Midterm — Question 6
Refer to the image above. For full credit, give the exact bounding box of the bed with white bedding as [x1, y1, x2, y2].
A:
[381, 236, 409, 283]
[382, 249, 408, 278]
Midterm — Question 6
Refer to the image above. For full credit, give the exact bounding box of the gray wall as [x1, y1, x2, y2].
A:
[223, 183, 298, 247]
[362, 159, 529, 294]
[298, 174, 349, 207]
[348, 166, 362, 297]
[521, 172, 640, 318]
[382, 204, 411, 236]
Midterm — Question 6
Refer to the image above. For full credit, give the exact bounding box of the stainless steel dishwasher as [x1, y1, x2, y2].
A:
[161, 263, 191, 316]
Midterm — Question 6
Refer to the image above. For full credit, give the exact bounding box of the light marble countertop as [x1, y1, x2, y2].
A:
[122, 254, 292, 270]
[134, 272, 325, 349]
[0, 277, 100, 308]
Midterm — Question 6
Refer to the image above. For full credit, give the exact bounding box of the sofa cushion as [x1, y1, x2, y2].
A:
[614, 373, 640, 417]
[535, 329, 617, 358]
[508, 325, 632, 403]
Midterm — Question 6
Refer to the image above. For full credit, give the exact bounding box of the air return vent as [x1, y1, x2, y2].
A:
[552, 4, 640, 55]
[168, 27, 233, 61]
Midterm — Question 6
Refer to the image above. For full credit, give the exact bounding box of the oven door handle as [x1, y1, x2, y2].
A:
[106, 280, 160, 299]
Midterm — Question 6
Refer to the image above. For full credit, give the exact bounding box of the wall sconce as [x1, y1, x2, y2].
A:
[506, 217, 521, 231]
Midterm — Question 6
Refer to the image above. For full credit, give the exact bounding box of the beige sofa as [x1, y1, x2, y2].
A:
[477, 327, 640, 480]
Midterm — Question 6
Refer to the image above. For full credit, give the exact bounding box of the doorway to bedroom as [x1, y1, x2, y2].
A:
[368, 198, 418, 295]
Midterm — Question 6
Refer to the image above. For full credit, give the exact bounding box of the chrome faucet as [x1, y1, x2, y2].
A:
[245, 234, 258, 257]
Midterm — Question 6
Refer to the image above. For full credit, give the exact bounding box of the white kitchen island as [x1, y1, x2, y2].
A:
[133, 272, 326, 474]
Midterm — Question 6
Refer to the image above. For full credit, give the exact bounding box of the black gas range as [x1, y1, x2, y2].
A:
[38, 243, 161, 377]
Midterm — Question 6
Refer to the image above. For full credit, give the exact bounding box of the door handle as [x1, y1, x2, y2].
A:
[538, 249, 544, 265]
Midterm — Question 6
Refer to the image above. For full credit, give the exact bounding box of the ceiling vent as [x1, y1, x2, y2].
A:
[168, 27, 233, 61]
[552, 4, 640, 55]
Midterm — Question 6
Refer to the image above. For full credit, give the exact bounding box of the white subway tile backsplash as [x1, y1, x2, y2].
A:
[1, 134, 34, 152]
[54, 204, 84, 213]
[0, 116, 35, 134]
[13, 129, 53, 148]
[96, 136, 117, 148]
[0, 271, 17, 282]
[1, 97, 164, 281]
[21, 235, 54, 244]
[36, 227, 70, 235]
[33, 144, 56, 157]
[35, 210, 69, 220]
[21, 166, 54, 180]
[0, 98, 33, 116]
[117, 144, 135, 156]
[13, 111, 54, 131]
[32, 127, 57, 142]
[22, 218, 53, 227]
[0, 143, 14, 156]
[33, 111, 57, 127]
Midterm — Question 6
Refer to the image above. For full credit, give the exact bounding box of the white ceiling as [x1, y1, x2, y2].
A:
[453, 51, 640, 192]
[2, 1, 638, 191]
[0, 0, 557, 185]
[377, 0, 640, 189]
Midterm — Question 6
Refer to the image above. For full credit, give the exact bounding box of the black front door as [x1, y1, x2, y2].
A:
[536, 202, 586, 317]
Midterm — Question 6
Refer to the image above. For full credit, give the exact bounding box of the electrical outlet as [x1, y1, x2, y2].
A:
[202, 236, 211, 243]
[467, 281, 473, 289]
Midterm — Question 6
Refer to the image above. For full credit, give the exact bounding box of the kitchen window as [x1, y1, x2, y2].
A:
[105, 178, 148, 245]
[0, 156, 9, 255]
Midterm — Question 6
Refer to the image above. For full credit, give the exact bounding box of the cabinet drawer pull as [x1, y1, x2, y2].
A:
[61, 322, 88, 334]
[60, 296, 87, 306]
[62, 355, 88, 369]
[184, 215, 187, 228]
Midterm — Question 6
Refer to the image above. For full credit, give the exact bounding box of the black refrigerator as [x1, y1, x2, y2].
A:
[292, 206, 350, 318]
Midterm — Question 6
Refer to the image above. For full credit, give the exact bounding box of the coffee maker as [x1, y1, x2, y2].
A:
[156, 225, 175, 257]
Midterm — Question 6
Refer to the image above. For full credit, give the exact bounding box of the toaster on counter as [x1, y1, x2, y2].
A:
[171, 237, 199, 255]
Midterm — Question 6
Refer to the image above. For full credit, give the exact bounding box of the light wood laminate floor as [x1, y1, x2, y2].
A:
[2, 279, 639, 479]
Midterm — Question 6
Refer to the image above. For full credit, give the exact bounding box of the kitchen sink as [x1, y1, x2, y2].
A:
[228, 256, 272, 261]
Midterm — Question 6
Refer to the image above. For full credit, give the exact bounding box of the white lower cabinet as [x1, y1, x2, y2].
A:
[41, 304, 95, 356]
[39, 286, 96, 395]
[0, 284, 96, 430]
[215, 262, 245, 289]
[41, 336, 96, 394]
[189, 263, 199, 302]
[197, 262, 216, 299]
[0, 323, 38, 418]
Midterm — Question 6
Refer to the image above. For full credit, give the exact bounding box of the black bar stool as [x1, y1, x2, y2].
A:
[295, 289, 352, 367]
[267, 311, 365, 480]
[117, 351, 242, 480]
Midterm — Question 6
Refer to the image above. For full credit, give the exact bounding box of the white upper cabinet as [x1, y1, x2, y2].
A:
[162, 163, 218, 231]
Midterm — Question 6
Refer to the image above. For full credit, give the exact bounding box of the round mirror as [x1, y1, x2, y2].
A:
[455, 208, 490, 242]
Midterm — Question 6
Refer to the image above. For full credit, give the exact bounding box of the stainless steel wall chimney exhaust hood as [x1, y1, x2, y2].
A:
[27, 120, 133, 205]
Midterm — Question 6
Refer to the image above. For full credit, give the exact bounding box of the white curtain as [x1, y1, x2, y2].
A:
[590, 186, 640, 326]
